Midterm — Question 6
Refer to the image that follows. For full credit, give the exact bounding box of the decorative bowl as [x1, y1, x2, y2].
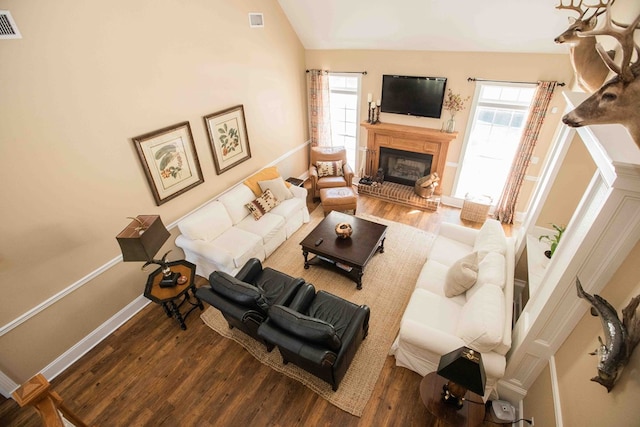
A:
[335, 222, 353, 239]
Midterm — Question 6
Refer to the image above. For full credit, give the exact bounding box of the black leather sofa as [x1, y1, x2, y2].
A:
[257, 283, 370, 391]
[195, 258, 305, 346]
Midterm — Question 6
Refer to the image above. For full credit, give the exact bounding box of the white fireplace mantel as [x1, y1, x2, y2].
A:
[499, 92, 640, 403]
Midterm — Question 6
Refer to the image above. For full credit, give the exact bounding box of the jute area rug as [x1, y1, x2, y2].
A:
[200, 207, 435, 416]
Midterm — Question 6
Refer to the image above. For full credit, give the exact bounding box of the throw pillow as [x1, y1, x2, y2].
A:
[244, 166, 291, 196]
[473, 219, 507, 256]
[444, 252, 479, 297]
[245, 189, 280, 220]
[316, 160, 344, 178]
[258, 177, 293, 201]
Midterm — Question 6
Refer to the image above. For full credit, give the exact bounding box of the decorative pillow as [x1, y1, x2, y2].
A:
[244, 166, 291, 196]
[258, 177, 293, 201]
[473, 219, 507, 256]
[245, 189, 280, 220]
[316, 160, 344, 178]
[209, 271, 269, 312]
[456, 284, 505, 352]
[268, 305, 342, 351]
[444, 252, 479, 297]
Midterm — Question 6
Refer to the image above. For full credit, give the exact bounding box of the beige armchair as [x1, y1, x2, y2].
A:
[309, 146, 354, 198]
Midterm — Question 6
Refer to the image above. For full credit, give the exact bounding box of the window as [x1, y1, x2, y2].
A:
[453, 83, 536, 202]
[328, 73, 361, 172]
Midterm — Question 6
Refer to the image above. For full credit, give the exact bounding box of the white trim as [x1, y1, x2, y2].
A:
[549, 356, 564, 427]
[0, 258, 123, 336]
[0, 141, 310, 337]
[0, 296, 150, 398]
[0, 370, 18, 399]
[41, 296, 150, 382]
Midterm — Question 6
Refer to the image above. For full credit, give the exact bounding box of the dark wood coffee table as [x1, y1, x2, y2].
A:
[300, 211, 387, 289]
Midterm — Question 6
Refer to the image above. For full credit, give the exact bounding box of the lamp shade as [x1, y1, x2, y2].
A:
[437, 346, 486, 397]
[116, 215, 170, 262]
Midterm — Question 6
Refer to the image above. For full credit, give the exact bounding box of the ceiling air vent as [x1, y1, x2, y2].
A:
[0, 10, 21, 39]
[249, 13, 264, 28]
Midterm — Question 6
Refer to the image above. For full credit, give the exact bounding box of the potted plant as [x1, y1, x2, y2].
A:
[539, 224, 566, 259]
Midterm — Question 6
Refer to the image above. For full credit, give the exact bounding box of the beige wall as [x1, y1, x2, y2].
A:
[523, 364, 557, 427]
[524, 241, 640, 426]
[0, 0, 307, 382]
[305, 49, 574, 210]
[536, 132, 597, 228]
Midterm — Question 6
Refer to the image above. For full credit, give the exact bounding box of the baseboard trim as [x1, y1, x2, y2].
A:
[41, 296, 150, 382]
[0, 371, 18, 399]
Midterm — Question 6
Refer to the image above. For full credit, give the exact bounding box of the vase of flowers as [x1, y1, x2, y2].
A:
[442, 89, 470, 133]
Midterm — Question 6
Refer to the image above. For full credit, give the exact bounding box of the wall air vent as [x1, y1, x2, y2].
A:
[0, 10, 21, 39]
[248, 13, 264, 28]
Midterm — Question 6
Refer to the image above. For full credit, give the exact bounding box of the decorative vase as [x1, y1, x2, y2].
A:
[445, 115, 456, 133]
[335, 222, 353, 239]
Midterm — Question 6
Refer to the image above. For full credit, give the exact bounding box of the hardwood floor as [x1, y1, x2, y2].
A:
[0, 189, 511, 427]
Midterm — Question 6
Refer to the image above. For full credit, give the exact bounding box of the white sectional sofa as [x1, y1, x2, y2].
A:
[390, 219, 514, 399]
[175, 169, 309, 278]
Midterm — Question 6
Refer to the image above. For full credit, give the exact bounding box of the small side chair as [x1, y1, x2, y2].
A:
[309, 146, 354, 199]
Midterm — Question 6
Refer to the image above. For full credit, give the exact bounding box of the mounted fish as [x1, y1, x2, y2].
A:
[576, 278, 640, 391]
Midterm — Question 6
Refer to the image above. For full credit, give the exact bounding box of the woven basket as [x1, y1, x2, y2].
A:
[460, 195, 492, 223]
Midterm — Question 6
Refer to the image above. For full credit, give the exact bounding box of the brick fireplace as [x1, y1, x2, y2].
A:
[361, 122, 458, 195]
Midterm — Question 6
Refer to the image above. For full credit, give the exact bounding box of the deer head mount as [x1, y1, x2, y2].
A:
[554, 0, 615, 93]
[562, 3, 640, 149]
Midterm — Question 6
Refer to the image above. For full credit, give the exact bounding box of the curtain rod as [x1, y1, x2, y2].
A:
[306, 69, 367, 75]
[468, 77, 565, 87]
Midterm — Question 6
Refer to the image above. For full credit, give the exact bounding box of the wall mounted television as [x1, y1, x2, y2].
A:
[380, 74, 447, 119]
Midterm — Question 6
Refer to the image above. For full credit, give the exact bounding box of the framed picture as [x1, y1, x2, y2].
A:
[204, 105, 252, 174]
[132, 121, 204, 206]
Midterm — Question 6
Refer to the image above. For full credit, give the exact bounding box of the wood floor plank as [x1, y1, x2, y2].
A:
[0, 186, 508, 427]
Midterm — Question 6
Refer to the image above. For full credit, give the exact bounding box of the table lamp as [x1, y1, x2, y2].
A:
[436, 346, 486, 409]
[116, 215, 180, 287]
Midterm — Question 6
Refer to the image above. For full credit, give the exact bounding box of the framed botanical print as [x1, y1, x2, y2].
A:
[132, 121, 204, 206]
[204, 105, 252, 174]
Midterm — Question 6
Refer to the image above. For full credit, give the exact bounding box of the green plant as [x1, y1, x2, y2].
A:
[538, 224, 566, 258]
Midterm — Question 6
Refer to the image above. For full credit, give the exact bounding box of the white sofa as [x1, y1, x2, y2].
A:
[175, 173, 309, 278]
[390, 219, 515, 399]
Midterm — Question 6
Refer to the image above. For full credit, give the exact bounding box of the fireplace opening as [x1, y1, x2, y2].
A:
[379, 147, 433, 186]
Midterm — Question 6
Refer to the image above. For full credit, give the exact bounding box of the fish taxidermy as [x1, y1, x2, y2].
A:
[576, 278, 640, 391]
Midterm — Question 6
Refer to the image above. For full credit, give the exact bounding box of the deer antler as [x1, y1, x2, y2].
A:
[582, 0, 614, 22]
[556, 0, 587, 19]
[579, 2, 640, 82]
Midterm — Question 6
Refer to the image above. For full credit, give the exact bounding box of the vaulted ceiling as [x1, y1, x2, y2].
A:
[277, 0, 581, 54]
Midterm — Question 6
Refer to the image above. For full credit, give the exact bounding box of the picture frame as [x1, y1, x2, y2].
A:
[204, 105, 252, 174]
[132, 121, 204, 206]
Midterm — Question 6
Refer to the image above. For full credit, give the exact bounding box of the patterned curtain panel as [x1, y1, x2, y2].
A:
[494, 81, 558, 224]
[307, 69, 332, 147]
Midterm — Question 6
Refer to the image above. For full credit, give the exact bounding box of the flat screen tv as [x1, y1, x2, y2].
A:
[380, 74, 447, 119]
